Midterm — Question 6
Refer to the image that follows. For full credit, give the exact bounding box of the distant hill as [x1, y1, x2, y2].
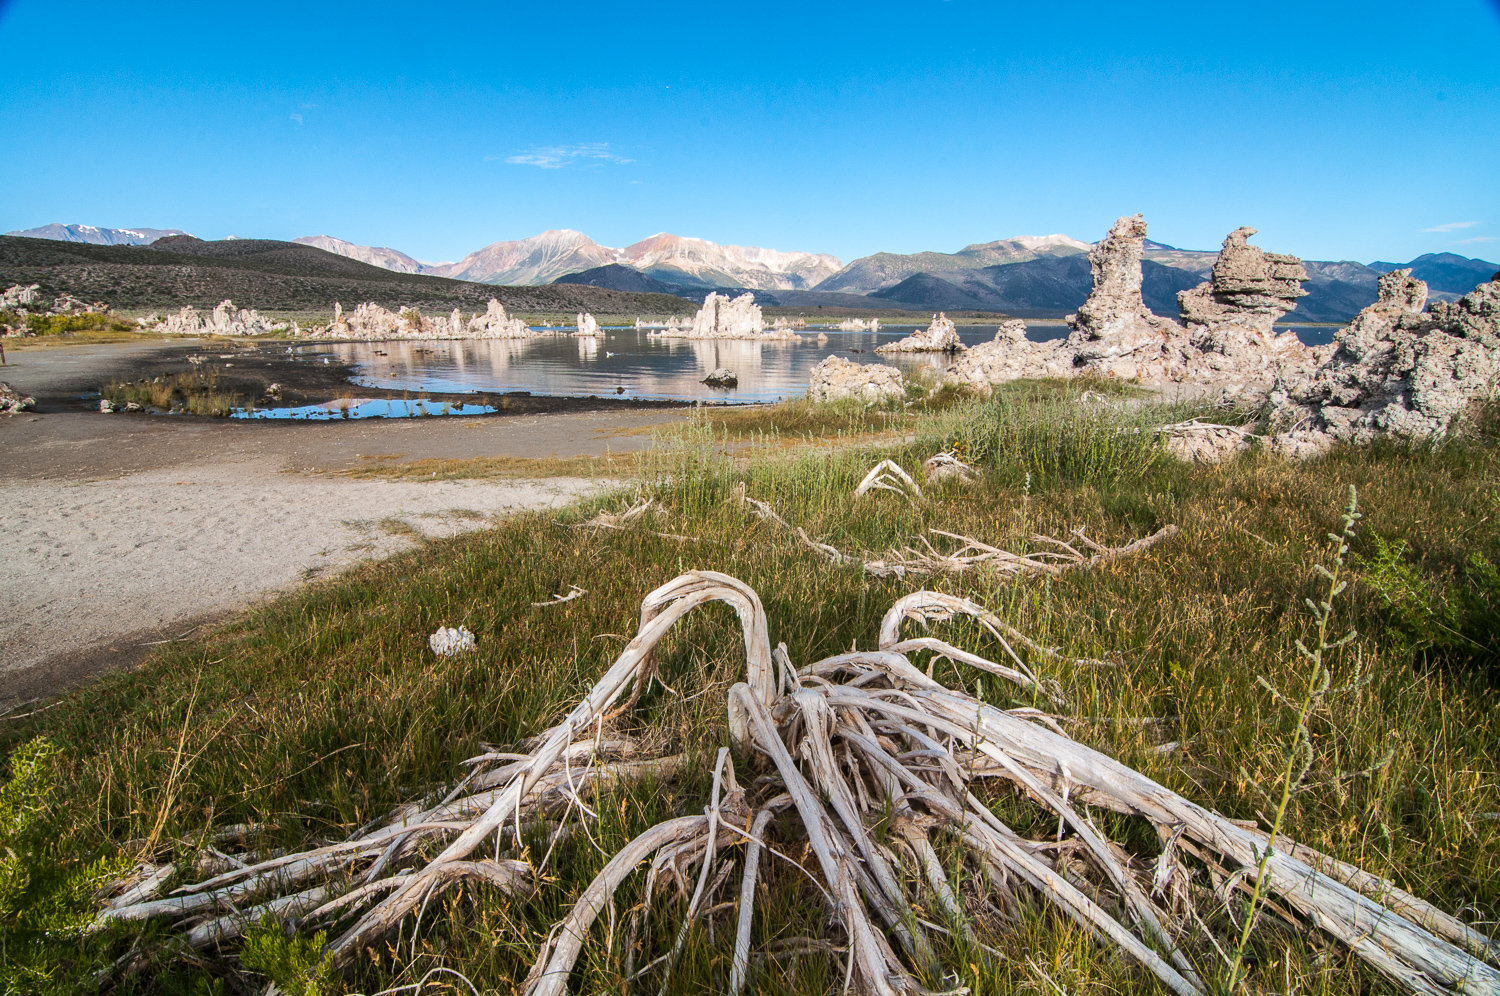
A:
[1369, 252, 1499, 295]
[826, 237, 1500, 322]
[0, 235, 697, 315]
[4, 223, 189, 245]
[293, 235, 443, 275]
[554, 264, 684, 294]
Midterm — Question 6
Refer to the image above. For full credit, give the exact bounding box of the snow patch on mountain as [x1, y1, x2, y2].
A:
[5, 223, 190, 245]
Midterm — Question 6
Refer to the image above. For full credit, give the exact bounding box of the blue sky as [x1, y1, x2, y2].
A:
[1, 0, 1497, 267]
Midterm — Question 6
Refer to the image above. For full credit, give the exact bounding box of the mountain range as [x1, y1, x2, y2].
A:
[5, 223, 191, 246]
[8, 223, 1497, 323]
[295, 230, 843, 291]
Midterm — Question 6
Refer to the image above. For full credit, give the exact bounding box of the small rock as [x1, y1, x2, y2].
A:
[702, 367, 738, 387]
[99, 398, 116, 413]
[429, 625, 477, 657]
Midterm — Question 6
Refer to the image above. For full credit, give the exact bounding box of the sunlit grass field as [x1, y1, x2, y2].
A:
[4, 381, 1496, 995]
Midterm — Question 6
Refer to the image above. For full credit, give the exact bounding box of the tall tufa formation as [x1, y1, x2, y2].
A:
[1178, 227, 1309, 335]
[573, 312, 602, 337]
[656, 292, 796, 339]
[1064, 214, 1189, 380]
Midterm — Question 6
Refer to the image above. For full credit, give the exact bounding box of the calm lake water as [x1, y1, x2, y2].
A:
[278, 322, 1339, 409]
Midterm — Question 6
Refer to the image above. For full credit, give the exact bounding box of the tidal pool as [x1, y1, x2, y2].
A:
[233, 397, 497, 420]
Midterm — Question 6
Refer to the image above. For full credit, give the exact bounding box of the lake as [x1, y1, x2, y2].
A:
[280, 322, 1340, 407]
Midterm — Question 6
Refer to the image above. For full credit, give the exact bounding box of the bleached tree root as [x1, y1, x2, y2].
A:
[97, 573, 1499, 996]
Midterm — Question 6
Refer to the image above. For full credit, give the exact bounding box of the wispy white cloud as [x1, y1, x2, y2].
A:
[289, 113, 303, 125]
[1424, 221, 1479, 232]
[1456, 235, 1497, 244]
[501, 143, 633, 169]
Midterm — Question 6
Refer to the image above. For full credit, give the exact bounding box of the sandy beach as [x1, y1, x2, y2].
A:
[0, 340, 689, 703]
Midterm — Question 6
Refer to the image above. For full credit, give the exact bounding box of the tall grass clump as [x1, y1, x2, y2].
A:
[104, 364, 243, 415]
[921, 378, 1227, 490]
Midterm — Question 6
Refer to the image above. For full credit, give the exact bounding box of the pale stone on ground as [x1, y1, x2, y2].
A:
[808, 355, 906, 404]
[307, 299, 536, 340]
[152, 300, 276, 336]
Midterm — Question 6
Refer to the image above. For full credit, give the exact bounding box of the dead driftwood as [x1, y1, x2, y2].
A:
[732, 485, 1178, 581]
[532, 585, 587, 608]
[95, 572, 1497, 996]
[853, 459, 922, 500]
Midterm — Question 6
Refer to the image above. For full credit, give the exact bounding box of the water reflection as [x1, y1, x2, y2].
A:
[286, 323, 1338, 404]
[233, 397, 497, 420]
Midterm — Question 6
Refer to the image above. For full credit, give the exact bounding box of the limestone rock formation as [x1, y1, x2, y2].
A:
[693, 292, 764, 337]
[466, 299, 534, 338]
[1170, 227, 1318, 396]
[875, 313, 963, 353]
[1270, 269, 1500, 452]
[808, 355, 906, 405]
[154, 300, 275, 336]
[1178, 227, 1308, 334]
[574, 312, 602, 337]
[1064, 215, 1187, 378]
[0, 381, 36, 414]
[942, 320, 1072, 392]
[816, 332, 830, 344]
[837, 318, 880, 332]
[653, 293, 795, 340]
[702, 367, 738, 387]
[310, 299, 536, 340]
[1, 284, 40, 309]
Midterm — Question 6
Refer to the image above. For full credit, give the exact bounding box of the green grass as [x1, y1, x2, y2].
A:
[3, 387, 1497, 994]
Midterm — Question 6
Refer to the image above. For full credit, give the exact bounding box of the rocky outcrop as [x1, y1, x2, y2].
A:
[838, 318, 880, 332]
[808, 355, 906, 405]
[1173, 227, 1318, 396]
[702, 367, 738, 387]
[1, 284, 40, 309]
[154, 300, 276, 335]
[1178, 227, 1309, 334]
[942, 320, 1072, 391]
[309, 299, 536, 340]
[1064, 215, 1187, 378]
[1270, 269, 1500, 453]
[654, 293, 796, 340]
[466, 299, 534, 338]
[875, 313, 962, 353]
[0, 381, 36, 414]
[693, 292, 764, 337]
[574, 312, 602, 337]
